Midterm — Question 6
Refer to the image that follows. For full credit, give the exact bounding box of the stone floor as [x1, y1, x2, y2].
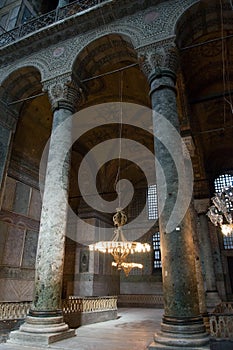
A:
[0, 308, 232, 350]
[0, 308, 162, 350]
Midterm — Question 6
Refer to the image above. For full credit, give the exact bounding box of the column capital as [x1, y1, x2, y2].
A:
[42, 72, 85, 113]
[137, 37, 179, 81]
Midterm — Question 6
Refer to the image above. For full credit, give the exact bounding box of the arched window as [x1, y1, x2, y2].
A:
[214, 173, 233, 249]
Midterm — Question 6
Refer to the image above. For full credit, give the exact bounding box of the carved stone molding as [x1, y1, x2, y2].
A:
[42, 73, 85, 112]
[0, 0, 199, 82]
[182, 135, 195, 158]
[137, 36, 179, 78]
[0, 209, 39, 231]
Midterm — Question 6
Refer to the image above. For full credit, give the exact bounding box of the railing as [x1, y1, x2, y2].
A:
[0, 302, 31, 320]
[118, 294, 164, 308]
[0, 296, 117, 320]
[209, 302, 233, 340]
[0, 0, 107, 48]
[63, 295, 118, 314]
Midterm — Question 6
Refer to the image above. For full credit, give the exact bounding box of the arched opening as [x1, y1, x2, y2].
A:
[0, 66, 53, 301]
[67, 33, 160, 298]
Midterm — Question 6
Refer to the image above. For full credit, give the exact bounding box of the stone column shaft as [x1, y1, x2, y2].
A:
[199, 215, 217, 291]
[32, 107, 72, 314]
[31, 78, 83, 315]
[195, 199, 221, 309]
[138, 41, 210, 349]
[150, 69, 200, 318]
[9, 76, 83, 346]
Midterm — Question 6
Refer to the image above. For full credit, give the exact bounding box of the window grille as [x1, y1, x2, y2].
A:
[152, 231, 162, 269]
[147, 184, 158, 220]
[214, 173, 233, 249]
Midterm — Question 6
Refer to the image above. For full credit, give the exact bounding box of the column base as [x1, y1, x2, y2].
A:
[148, 317, 210, 349]
[8, 315, 75, 346]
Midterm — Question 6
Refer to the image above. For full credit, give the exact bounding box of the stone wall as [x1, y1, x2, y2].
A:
[63, 215, 120, 297]
[0, 175, 41, 302]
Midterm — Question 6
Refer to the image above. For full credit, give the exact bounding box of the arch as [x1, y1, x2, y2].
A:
[0, 66, 43, 108]
[63, 24, 144, 76]
[175, 0, 233, 48]
[70, 31, 150, 107]
[72, 32, 138, 81]
[0, 59, 47, 86]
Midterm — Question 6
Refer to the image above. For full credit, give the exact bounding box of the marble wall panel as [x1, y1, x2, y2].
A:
[2, 176, 16, 211]
[12, 181, 31, 215]
[0, 221, 8, 264]
[21, 230, 38, 268]
[0, 126, 11, 187]
[2, 225, 25, 266]
[0, 279, 34, 301]
[93, 274, 120, 296]
[28, 188, 42, 221]
[120, 281, 163, 295]
[74, 280, 93, 297]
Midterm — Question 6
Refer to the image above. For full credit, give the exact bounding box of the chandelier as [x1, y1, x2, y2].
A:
[89, 208, 150, 276]
[207, 186, 233, 236]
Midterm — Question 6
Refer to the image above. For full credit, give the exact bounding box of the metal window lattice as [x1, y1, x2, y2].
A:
[214, 174, 233, 250]
[214, 174, 233, 193]
[147, 184, 158, 220]
[223, 236, 233, 249]
[152, 232, 162, 269]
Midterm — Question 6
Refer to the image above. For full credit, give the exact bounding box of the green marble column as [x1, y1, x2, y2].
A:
[195, 199, 221, 309]
[9, 76, 83, 346]
[31, 106, 72, 315]
[138, 42, 210, 349]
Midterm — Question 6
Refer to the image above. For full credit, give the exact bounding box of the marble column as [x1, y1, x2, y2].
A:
[182, 141, 209, 328]
[138, 41, 210, 349]
[195, 199, 221, 310]
[9, 76, 83, 346]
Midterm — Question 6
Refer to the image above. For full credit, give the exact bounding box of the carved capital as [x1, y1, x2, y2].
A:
[43, 73, 85, 113]
[137, 37, 179, 79]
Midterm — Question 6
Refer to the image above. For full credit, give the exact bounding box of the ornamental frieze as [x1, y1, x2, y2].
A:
[0, 0, 199, 84]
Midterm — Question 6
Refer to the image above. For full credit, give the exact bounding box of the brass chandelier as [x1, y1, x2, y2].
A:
[89, 208, 150, 276]
[207, 186, 233, 236]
